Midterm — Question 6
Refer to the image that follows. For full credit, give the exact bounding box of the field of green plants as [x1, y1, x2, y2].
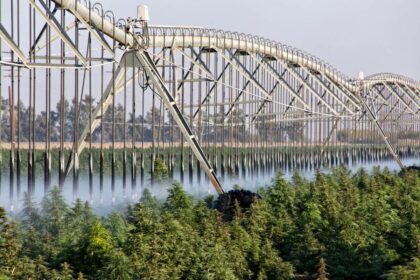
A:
[1, 166, 419, 279]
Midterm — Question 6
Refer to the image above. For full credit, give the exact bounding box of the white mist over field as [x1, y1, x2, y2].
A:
[1, 157, 419, 215]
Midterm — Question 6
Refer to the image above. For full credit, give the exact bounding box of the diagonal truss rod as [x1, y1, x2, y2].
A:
[29, 0, 87, 66]
[174, 47, 215, 99]
[318, 73, 362, 114]
[357, 83, 404, 168]
[282, 63, 339, 116]
[0, 24, 29, 67]
[224, 61, 264, 119]
[64, 55, 128, 176]
[218, 49, 272, 101]
[362, 85, 407, 121]
[370, 86, 414, 121]
[256, 57, 310, 112]
[136, 50, 224, 194]
[319, 100, 354, 158]
[393, 83, 420, 113]
[250, 54, 312, 119]
[403, 86, 420, 114]
[215, 51, 281, 122]
[32, 21, 77, 54]
[64, 50, 224, 194]
[66, 4, 115, 58]
[191, 57, 230, 119]
[30, 7, 58, 54]
[366, 87, 399, 123]
[382, 82, 417, 115]
[398, 84, 420, 109]
[64, 49, 168, 176]
[166, 47, 229, 122]
[183, 48, 213, 78]
[309, 70, 360, 112]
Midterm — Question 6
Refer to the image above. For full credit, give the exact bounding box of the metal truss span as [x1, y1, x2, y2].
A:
[0, 0, 419, 195]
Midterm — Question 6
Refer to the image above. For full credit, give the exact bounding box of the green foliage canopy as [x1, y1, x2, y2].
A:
[0, 167, 419, 279]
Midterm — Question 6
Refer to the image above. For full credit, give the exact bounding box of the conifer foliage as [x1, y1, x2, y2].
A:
[0, 166, 419, 279]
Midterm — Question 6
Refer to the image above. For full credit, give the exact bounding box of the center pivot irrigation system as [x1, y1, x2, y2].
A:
[0, 0, 420, 195]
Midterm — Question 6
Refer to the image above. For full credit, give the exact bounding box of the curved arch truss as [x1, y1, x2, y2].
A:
[1, 0, 419, 193]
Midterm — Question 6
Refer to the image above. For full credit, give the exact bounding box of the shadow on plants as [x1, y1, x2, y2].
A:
[213, 189, 261, 221]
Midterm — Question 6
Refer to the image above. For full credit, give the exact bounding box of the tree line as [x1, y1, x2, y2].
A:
[0, 96, 303, 144]
[0, 96, 169, 143]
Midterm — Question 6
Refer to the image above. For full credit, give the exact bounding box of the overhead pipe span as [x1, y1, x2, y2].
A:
[49, 0, 357, 94]
[50, 0, 135, 47]
[48, 1, 420, 94]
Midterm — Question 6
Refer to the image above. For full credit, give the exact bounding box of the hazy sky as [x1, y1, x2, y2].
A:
[98, 0, 419, 80]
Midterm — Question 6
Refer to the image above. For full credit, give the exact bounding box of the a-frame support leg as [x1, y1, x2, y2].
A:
[358, 84, 404, 169]
[64, 50, 224, 194]
[135, 50, 224, 194]
[64, 53, 129, 176]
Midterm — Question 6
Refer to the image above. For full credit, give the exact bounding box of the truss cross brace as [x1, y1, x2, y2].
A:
[135, 50, 224, 194]
[357, 84, 404, 169]
[64, 50, 224, 194]
[382, 83, 416, 115]
[0, 24, 29, 67]
[282, 62, 339, 116]
[65, 55, 128, 176]
[29, 0, 87, 66]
